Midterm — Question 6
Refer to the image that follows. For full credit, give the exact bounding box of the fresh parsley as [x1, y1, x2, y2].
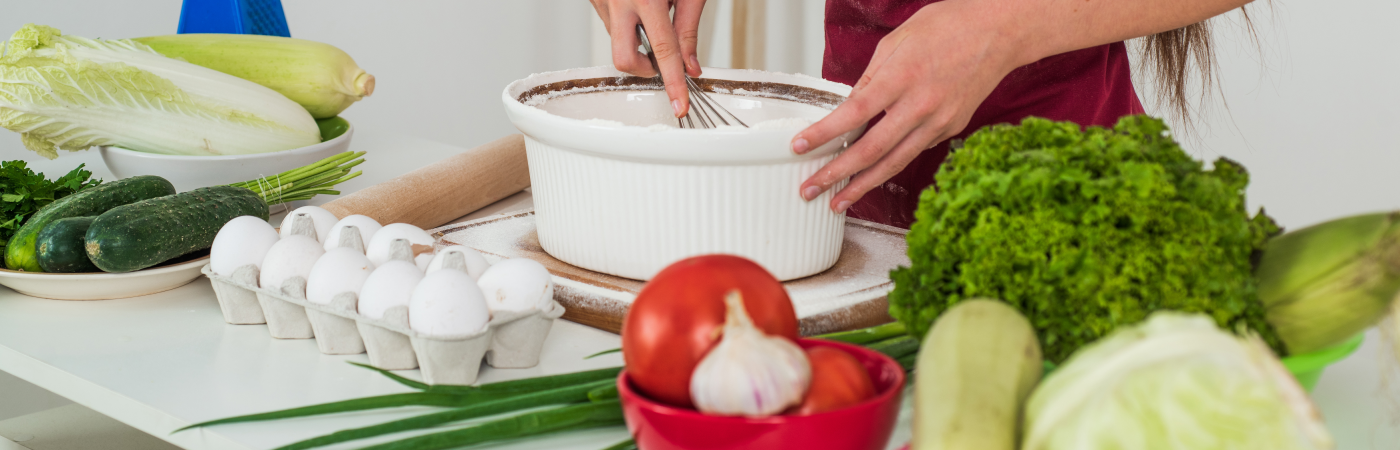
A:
[0, 161, 101, 253]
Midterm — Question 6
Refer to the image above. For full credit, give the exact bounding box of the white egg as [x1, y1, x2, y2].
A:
[366, 223, 435, 267]
[409, 269, 490, 337]
[414, 253, 433, 271]
[211, 216, 280, 276]
[426, 245, 492, 280]
[323, 215, 383, 252]
[476, 258, 555, 312]
[306, 248, 376, 305]
[358, 260, 424, 319]
[259, 235, 325, 292]
[279, 206, 338, 242]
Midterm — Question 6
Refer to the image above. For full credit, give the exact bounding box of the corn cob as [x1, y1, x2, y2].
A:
[134, 34, 374, 118]
[1256, 211, 1400, 354]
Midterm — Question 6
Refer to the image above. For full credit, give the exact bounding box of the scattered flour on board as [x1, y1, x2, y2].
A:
[440, 213, 910, 321]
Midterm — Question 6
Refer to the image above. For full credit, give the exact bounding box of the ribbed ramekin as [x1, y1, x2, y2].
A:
[503, 67, 860, 281]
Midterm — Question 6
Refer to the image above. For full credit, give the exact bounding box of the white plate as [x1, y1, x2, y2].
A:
[0, 256, 210, 301]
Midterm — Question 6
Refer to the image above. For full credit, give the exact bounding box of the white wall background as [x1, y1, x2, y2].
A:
[0, 0, 1396, 447]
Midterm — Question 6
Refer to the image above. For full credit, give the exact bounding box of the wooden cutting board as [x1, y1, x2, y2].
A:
[431, 209, 909, 336]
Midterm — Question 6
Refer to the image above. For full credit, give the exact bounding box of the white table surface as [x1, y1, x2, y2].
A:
[0, 127, 1395, 450]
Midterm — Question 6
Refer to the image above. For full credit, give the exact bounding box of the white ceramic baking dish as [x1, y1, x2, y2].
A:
[502, 67, 862, 281]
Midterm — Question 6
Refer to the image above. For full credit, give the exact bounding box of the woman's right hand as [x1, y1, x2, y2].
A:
[588, 0, 706, 118]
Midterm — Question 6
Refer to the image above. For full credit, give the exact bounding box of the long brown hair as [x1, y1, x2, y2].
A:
[1138, 7, 1262, 131]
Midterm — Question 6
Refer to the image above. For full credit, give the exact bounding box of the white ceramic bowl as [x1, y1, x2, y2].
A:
[503, 67, 862, 281]
[98, 123, 354, 192]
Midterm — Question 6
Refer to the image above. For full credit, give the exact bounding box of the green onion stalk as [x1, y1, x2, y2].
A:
[227, 151, 366, 205]
[174, 323, 918, 450]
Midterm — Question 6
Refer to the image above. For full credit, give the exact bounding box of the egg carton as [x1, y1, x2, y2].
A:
[202, 220, 564, 385]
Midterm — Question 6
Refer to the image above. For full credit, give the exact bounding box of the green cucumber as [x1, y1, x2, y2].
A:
[36, 217, 99, 273]
[5, 175, 176, 272]
[85, 186, 268, 273]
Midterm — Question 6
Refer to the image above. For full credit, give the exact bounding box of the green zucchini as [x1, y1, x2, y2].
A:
[5, 175, 176, 272]
[36, 216, 99, 273]
[85, 186, 268, 273]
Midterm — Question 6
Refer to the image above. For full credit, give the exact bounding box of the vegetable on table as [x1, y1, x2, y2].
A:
[890, 115, 1283, 362]
[0, 24, 321, 158]
[689, 291, 811, 417]
[913, 300, 1041, 450]
[621, 254, 798, 408]
[1022, 312, 1333, 450]
[793, 345, 876, 415]
[35, 216, 99, 273]
[0, 161, 100, 258]
[5, 175, 175, 271]
[85, 185, 270, 273]
[172, 324, 916, 450]
[134, 34, 375, 119]
[1256, 211, 1400, 355]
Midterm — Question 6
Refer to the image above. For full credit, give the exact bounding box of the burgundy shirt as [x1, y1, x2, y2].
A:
[824, 0, 1146, 228]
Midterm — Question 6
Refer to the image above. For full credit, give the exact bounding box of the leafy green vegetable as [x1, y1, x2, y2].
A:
[0, 161, 99, 254]
[889, 115, 1283, 362]
[1023, 312, 1332, 450]
[0, 24, 320, 159]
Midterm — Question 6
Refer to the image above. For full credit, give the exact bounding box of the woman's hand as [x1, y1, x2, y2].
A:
[792, 0, 1024, 213]
[589, 0, 707, 118]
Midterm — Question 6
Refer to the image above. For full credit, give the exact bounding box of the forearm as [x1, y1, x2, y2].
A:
[957, 0, 1254, 69]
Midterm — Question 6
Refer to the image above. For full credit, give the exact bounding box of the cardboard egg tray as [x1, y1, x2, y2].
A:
[201, 263, 564, 385]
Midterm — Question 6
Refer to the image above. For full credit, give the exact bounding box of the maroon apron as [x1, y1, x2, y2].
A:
[824, 0, 1146, 228]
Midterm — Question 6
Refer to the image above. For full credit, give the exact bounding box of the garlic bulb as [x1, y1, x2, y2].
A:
[690, 291, 811, 417]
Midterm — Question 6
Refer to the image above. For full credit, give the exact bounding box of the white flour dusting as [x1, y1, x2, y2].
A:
[438, 212, 910, 320]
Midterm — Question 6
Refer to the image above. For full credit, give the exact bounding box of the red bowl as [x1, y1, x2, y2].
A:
[618, 338, 906, 450]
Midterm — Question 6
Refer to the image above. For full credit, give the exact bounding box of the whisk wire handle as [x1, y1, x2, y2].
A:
[635, 25, 748, 129]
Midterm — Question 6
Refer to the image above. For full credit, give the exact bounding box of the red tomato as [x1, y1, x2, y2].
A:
[794, 345, 876, 415]
[621, 254, 799, 408]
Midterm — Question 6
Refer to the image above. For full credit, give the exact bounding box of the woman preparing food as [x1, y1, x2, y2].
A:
[588, 0, 1251, 228]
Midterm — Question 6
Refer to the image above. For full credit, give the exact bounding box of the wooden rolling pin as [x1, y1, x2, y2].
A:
[322, 134, 530, 229]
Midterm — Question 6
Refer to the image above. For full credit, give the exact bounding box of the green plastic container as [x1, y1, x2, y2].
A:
[1279, 334, 1365, 392]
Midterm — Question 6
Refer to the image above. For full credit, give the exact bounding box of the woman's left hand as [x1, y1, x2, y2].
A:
[792, 0, 1025, 213]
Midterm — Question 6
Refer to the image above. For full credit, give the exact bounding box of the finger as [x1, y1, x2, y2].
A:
[798, 105, 926, 202]
[590, 0, 611, 33]
[852, 31, 907, 96]
[673, 0, 706, 77]
[609, 9, 652, 76]
[637, 8, 691, 117]
[829, 121, 946, 213]
[790, 72, 903, 156]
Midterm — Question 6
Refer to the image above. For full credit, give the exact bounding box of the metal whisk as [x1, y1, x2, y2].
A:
[636, 25, 748, 129]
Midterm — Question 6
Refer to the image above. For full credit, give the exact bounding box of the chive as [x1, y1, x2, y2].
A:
[355, 400, 626, 450]
[600, 439, 637, 450]
[587, 383, 619, 402]
[272, 379, 615, 450]
[349, 362, 622, 396]
[227, 151, 366, 205]
[469, 367, 622, 394]
[815, 321, 908, 344]
[584, 348, 621, 359]
[867, 336, 920, 360]
[172, 392, 495, 432]
[897, 353, 917, 372]
[348, 362, 428, 390]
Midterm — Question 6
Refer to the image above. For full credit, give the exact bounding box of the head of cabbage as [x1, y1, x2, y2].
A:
[1023, 312, 1333, 450]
